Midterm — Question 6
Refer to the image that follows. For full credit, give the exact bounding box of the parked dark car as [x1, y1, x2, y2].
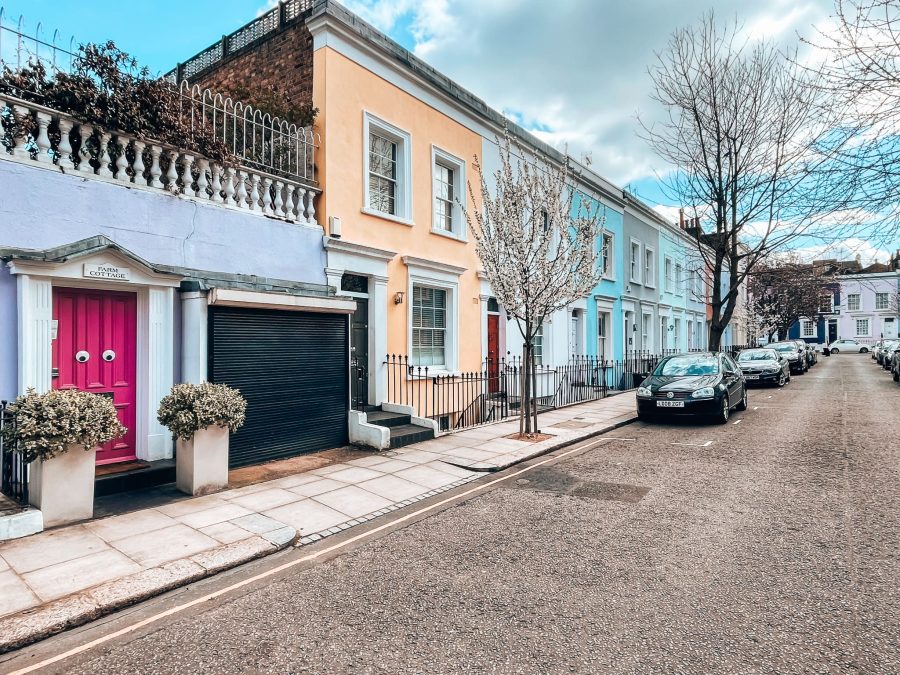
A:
[769, 341, 807, 374]
[736, 348, 791, 387]
[877, 340, 898, 368]
[636, 352, 747, 424]
[795, 340, 817, 366]
[891, 346, 900, 382]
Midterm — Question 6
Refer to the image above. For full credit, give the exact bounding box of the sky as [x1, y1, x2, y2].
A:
[1, 0, 896, 264]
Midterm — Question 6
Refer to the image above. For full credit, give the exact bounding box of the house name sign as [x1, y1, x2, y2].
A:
[83, 264, 131, 281]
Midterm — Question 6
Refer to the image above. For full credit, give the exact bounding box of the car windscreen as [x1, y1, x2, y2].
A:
[738, 350, 777, 362]
[654, 355, 719, 376]
[771, 344, 796, 352]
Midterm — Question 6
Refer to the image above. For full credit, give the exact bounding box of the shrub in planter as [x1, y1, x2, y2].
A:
[2, 388, 126, 526]
[157, 383, 246, 496]
[2, 388, 125, 462]
[156, 382, 246, 440]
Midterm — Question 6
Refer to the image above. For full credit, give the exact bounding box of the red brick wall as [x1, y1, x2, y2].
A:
[190, 22, 314, 110]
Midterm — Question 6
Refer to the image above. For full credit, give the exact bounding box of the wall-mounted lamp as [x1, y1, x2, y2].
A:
[668, 324, 675, 332]
[394, 291, 405, 305]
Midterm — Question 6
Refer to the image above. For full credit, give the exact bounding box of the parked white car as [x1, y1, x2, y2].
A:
[828, 339, 870, 354]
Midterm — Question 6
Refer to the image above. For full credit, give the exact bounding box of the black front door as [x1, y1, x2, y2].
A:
[350, 299, 369, 410]
[828, 320, 838, 343]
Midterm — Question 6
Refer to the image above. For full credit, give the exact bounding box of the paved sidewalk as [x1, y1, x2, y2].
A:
[0, 393, 637, 652]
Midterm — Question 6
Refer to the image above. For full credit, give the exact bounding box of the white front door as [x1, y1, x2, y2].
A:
[884, 317, 898, 339]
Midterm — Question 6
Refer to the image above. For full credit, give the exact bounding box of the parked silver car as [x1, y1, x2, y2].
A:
[877, 340, 899, 369]
[827, 339, 870, 354]
[769, 341, 807, 374]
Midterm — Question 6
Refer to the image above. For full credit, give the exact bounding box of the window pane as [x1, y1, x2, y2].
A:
[412, 286, 447, 366]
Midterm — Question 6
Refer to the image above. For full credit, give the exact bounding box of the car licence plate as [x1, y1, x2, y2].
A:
[745, 375, 759, 380]
[656, 400, 684, 408]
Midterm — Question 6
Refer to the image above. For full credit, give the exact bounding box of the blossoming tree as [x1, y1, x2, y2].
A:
[464, 136, 606, 435]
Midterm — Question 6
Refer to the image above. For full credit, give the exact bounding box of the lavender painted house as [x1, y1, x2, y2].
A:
[789, 254, 900, 346]
[0, 90, 356, 493]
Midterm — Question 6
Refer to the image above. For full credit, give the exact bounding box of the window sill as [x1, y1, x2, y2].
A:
[430, 227, 467, 243]
[361, 207, 414, 227]
[408, 368, 459, 379]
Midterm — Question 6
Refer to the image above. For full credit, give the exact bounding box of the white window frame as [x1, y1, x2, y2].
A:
[674, 263, 684, 296]
[819, 293, 834, 314]
[847, 293, 861, 311]
[533, 324, 544, 366]
[405, 258, 463, 374]
[801, 318, 816, 338]
[597, 309, 611, 359]
[430, 146, 467, 241]
[599, 233, 614, 279]
[629, 239, 642, 285]
[660, 315, 669, 351]
[363, 111, 413, 225]
[641, 312, 652, 350]
[875, 292, 889, 310]
[664, 256, 674, 293]
[855, 317, 870, 336]
[644, 246, 656, 288]
[673, 317, 681, 347]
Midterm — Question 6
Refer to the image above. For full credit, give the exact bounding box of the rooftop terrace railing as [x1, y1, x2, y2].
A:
[0, 9, 318, 185]
[168, 0, 315, 81]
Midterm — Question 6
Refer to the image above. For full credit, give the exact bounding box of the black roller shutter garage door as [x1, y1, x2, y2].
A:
[209, 306, 349, 468]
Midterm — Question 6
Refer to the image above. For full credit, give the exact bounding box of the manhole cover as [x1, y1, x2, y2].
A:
[573, 482, 650, 504]
[550, 420, 593, 429]
[505, 468, 649, 503]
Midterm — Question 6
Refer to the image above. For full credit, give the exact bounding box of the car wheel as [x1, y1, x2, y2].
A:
[736, 387, 748, 411]
[637, 410, 653, 422]
[715, 396, 730, 424]
[777, 373, 786, 387]
[831, 348, 840, 354]
[860, 347, 868, 353]
[894, 371, 899, 382]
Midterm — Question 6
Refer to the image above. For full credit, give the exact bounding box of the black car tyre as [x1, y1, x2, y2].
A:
[715, 396, 730, 424]
[831, 348, 840, 354]
[894, 371, 899, 382]
[777, 372, 786, 387]
[637, 410, 654, 422]
[860, 347, 868, 353]
[736, 387, 748, 411]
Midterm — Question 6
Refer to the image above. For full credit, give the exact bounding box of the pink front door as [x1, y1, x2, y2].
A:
[52, 288, 138, 465]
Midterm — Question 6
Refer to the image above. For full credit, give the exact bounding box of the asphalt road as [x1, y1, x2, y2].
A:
[4, 353, 899, 674]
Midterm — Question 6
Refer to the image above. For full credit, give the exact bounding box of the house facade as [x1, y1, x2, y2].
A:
[0, 84, 356, 478]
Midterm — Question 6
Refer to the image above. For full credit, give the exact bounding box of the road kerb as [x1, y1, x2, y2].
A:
[0, 529, 298, 655]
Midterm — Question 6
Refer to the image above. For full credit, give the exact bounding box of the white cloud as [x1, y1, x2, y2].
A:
[343, 0, 832, 187]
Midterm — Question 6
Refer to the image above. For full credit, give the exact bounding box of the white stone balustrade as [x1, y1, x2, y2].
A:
[0, 94, 321, 226]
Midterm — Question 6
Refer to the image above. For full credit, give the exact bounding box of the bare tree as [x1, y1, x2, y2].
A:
[641, 13, 851, 351]
[748, 257, 828, 340]
[464, 136, 605, 436]
[804, 0, 900, 247]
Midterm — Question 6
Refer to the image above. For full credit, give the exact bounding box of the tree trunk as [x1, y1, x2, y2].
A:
[531, 349, 539, 434]
[708, 321, 726, 352]
[521, 342, 532, 435]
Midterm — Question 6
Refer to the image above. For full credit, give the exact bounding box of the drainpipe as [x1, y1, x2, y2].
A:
[180, 280, 208, 384]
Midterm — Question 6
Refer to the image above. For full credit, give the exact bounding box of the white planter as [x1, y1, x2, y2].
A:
[29, 444, 96, 528]
[176, 425, 230, 496]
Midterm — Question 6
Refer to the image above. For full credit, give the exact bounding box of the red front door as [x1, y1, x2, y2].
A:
[52, 288, 137, 465]
[487, 314, 500, 393]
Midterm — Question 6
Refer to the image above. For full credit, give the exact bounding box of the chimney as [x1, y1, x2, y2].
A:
[679, 208, 685, 230]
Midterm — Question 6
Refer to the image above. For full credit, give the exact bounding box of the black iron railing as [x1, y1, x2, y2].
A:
[383, 347, 755, 433]
[0, 400, 29, 506]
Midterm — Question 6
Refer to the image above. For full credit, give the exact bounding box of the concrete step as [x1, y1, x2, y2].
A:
[388, 423, 435, 449]
[366, 410, 412, 428]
